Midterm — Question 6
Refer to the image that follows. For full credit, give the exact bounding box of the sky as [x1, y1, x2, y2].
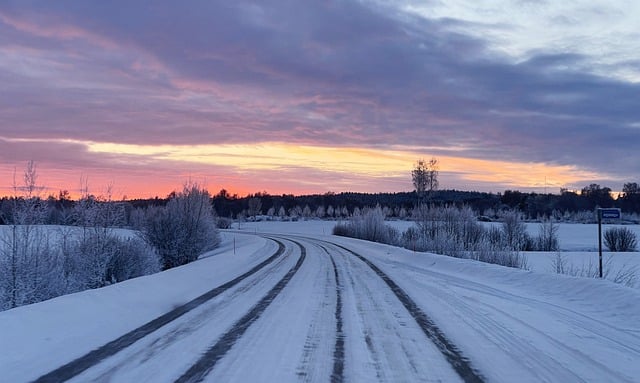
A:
[1, 0, 639, 199]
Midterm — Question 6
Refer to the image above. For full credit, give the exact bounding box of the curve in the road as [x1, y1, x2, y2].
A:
[328, 240, 486, 383]
[32, 239, 286, 383]
[174, 237, 307, 383]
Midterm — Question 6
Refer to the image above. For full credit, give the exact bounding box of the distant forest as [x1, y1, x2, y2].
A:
[2, 183, 640, 226]
[208, 184, 640, 220]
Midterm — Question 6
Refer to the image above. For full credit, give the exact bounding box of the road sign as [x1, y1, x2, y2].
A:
[597, 208, 622, 278]
[599, 208, 621, 219]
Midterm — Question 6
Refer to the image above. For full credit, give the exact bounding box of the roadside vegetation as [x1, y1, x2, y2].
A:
[334, 205, 536, 269]
[0, 163, 219, 311]
[333, 159, 637, 284]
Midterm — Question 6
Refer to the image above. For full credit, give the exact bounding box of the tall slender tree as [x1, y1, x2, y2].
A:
[412, 158, 439, 202]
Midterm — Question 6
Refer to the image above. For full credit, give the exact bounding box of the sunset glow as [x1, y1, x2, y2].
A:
[1, 138, 605, 199]
[1, 1, 638, 198]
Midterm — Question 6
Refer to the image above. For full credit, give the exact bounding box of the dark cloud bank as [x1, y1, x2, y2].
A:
[1, 0, 638, 191]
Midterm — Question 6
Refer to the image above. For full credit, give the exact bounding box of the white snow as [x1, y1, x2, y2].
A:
[0, 232, 273, 382]
[1, 221, 639, 382]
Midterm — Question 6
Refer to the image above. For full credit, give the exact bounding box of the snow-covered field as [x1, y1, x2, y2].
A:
[1, 221, 639, 382]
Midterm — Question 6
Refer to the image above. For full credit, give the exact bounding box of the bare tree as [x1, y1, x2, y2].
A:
[535, 217, 559, 251]
[0, 162, 61, 309]
[412, 158, 439, 201]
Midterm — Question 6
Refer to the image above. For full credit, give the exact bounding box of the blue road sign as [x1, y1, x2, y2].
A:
[597, 207, 622, 278]
[599, 208, 621, 219]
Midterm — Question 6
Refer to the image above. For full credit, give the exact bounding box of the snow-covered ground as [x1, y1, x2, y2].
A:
[1, 221, 639, 382]
[245, 220, 640, 287]
[0, 232, 274, 382]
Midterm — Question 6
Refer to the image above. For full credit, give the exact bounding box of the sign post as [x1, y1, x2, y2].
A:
[597, 208, 621, 278]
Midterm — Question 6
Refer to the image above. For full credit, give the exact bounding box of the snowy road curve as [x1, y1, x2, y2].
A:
[29, 235, 482, 382]
[11, 231, 640, 382]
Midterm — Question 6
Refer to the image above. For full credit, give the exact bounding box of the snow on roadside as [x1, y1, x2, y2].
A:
[0, 232, 271, 383]
[2, 220, 640, 382]
[330, 237, 640, 382]
[329, 235, 640, 332]
[242, 220, 640, 286]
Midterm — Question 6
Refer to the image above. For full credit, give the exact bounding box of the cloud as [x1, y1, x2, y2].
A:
[0, 1, 638, 195]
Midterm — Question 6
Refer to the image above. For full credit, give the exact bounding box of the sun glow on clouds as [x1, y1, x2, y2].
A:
[86, 141, 600, 193]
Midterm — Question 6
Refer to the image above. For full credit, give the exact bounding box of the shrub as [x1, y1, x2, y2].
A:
[143, 183, 220, 270]
[550, 252, 637, 288]
[216, 217, 233, 229]
[332, 207, 399, 245]
[402, 205, 529, 269]
[409, 205, 485, 258]
[604, 227, 638, 252]
[332, 222, 352, 237]
[500, 209, 532, 251]
[69, 230, 160, 289]
[534, 218, 559, 251]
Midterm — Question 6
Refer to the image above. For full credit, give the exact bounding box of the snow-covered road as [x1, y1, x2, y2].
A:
[2, 229, 640, 382]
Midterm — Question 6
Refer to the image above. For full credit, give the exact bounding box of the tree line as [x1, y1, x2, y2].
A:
[3, 183, 640, 227]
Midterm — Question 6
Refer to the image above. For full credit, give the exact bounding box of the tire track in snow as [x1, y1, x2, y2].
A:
[326, 247, 345, 383]
[329, 241, 485, 383]
[174, 238, 307, 383]
[85, 249, 295, 382]
[397, 260, 640, 381]
[427, 278, 634, 382]
[32, 239, 286, 383]
[393, 258, 640, 351]
[295, 243, 336, 383]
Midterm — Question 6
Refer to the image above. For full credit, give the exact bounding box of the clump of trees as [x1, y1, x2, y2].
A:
[0, 163, 222, 312]
[141, 182, 220, 270]
[334, 203, 566, 270]
[407, 205, 530, 268]
[0, 163, 162, 310]
[412, 158, 439, 202]
[334, 204, 529, 269]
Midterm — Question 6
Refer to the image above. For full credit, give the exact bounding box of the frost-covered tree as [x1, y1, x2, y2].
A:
[333, 206, 399, 245]
[501, 209, 531, 251]
[0, 166, 161, 311]
[289, 205, 302, 219]
[302, 204, 312, 219]
[535, 217, 559, 251]
[0, 162, 62, 309]
[327, 205, 335, 219]
[266, 206, 276, 218]
[143, 182, 220, 270]
[247, 197, 262, 219]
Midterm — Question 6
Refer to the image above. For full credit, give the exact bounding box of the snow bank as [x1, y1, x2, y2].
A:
[330, 235, 640, 329]
[0, 232, 271, 383]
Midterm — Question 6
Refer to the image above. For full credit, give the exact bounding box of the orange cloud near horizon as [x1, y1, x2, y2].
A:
[0, 140, 605, 200]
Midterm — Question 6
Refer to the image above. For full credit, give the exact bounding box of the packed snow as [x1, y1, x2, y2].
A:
[0, 221, 639, 382]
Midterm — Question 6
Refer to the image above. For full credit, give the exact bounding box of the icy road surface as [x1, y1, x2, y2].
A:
[1, 229, 640, 382]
